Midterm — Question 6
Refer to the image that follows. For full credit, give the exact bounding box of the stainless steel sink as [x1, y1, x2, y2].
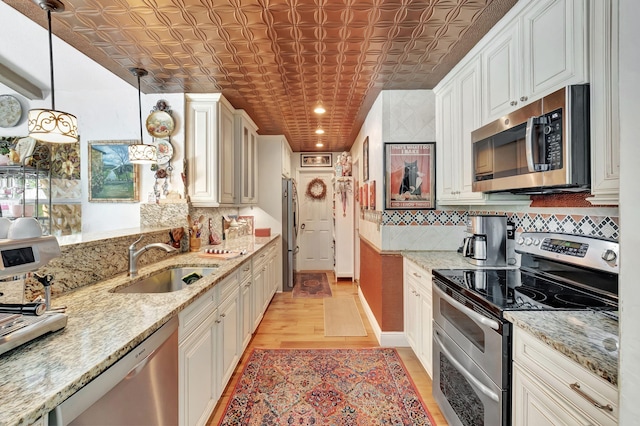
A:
[114, 267, 218, 294]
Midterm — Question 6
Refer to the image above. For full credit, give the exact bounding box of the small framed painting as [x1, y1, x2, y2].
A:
[300, 153, 332, 168]
[362, 183, 369, 209]
[362, 136, 369, 181]
[88, 140, 139, 202]
[369, 180, 376, 210]
[384, 142, 436, 210]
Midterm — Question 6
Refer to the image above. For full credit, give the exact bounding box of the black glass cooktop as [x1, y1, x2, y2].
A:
[433, 268, 618, 315]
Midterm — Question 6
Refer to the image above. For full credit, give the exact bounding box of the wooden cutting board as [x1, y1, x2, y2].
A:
[197, 251, 243, 260]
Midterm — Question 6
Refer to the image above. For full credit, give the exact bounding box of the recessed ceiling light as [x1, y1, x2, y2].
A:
[316, 142, 323, 147]
[315, 127, 325, 135]
[314, 103, 326, 114]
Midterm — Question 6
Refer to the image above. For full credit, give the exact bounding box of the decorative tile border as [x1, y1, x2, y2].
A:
[381, 210, 619, 240]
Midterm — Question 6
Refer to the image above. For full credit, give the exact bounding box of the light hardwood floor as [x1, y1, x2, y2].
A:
[207, 274, 448, 425]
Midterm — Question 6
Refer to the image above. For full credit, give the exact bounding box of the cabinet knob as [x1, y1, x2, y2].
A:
[413, 272, 422, 278]
[520, 96, 528, 102]
[510, 100, 518, 106]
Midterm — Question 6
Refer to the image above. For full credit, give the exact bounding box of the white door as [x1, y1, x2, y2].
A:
[297, 171, 334, 271]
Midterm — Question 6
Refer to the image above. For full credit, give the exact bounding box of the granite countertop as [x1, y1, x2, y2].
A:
[402, 250, 475, 271]
[0, 235, 279, 426]
[505, 310, 619, 387]
[402, 251, 619, 387]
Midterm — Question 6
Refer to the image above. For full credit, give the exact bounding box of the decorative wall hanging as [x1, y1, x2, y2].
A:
[362, 182, 369, 209]
[369, 180, 376, 210]
[306, 177, 327, 200]
[301, 153, 332, 168]
[89, 140, 139, 202]
[362, 136, 369, 181]
[0, 95, 22, 128]
[384, 142, 436, 210]
[335, 177, 352, 216]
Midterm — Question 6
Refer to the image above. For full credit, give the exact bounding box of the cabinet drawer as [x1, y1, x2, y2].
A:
[217, 272, 239, 302]
[238, 261, 252, 282]
[179, 286, 217, 342]
[513, 327, 618, 425]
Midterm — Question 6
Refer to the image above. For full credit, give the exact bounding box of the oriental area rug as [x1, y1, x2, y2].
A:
[218, 348, 435, 425]
[292, 272, 332, 298]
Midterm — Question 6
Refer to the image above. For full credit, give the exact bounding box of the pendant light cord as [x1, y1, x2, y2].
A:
[47, 9, 55, 110]
[137, 73, 143, 143]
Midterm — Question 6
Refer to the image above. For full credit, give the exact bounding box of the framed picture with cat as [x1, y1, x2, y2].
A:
[384, 142, 435, 210]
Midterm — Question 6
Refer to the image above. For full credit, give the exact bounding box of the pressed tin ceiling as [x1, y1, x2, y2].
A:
[5, 0, 517, 153]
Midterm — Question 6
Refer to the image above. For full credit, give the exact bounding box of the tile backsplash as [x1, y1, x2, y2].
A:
[382, 209, 619, 241]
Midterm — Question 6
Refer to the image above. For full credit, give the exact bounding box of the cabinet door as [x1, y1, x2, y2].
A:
[521, 0, 587, 100]
[252, 262, 266, 331]
[240, 126, 258, 204]
[457, 59, 485, 202]
[513, 364, 593, 426]
[436, 82, 458, 202]
[404, 278, 420, 349]
[483, 24, 520, 121]
[281, 140, 292, 178]
[179, 312, 217, 426]
[185, 97, 219, 205]
[418, 290, 433, 379]
[240, 276, 253, 351]
[216, 291, 240, 399]
[218, 102, 236, 204]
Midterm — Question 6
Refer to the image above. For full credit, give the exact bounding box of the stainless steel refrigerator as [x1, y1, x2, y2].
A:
[282, 178, 298, 291]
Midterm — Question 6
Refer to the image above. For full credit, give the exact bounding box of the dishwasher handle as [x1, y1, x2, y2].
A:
[49, 316, 178, 426]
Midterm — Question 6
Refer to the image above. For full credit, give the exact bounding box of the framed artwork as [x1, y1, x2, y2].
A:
[362, 183, 369, 209]
[300, 153, 332, 167]
[369, 180, 376, 210]
[384, 142, 436, 210]
[88, 140, 139, 202]
[362, 136, 369, 181]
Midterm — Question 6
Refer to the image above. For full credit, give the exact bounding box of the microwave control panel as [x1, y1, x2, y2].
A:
[543, 109, 563, 169]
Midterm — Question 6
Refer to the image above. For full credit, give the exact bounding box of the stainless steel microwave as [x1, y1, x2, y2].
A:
[471, 85, 590, 194]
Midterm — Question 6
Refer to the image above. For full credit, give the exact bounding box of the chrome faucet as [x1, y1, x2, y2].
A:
[129, 236, 178, 277]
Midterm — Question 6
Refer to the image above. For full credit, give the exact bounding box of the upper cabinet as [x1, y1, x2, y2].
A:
[436, 57, 529, 205]
[586, 0, 620, 205]
[234, 110, 259, 205]
[185, 93, 260, 206]
[482, 0, 588, 123]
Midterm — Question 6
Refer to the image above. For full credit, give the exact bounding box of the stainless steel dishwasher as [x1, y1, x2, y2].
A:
[49, 316, 178, 426]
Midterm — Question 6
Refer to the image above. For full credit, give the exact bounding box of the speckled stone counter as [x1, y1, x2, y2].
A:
[504, 310, 619, 386]
[0, 234, 279, 426]
[403, 250, 482, 271]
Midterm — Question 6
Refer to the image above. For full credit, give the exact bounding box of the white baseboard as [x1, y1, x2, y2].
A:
[357, 287, 409, 347]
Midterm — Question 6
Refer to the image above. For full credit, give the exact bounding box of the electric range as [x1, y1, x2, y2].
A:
[431, 232, 618, 426]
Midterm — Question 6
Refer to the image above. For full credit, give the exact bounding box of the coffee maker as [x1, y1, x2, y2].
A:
[462, 214, 508, 267]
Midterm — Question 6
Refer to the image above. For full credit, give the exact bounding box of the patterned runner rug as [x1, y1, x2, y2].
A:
[218, 348, 435, 425]
[292, 272, 332, 298]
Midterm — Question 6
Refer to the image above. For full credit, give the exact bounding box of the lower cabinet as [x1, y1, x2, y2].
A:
[216, 289, 240, 396]
[403, 258, 433, 378]
[512, 326, 618, 426]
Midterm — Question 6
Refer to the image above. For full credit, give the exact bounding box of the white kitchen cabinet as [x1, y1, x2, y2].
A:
[333, 177, 354, 279]
[185, 93, 235, 207]
[216, 287, 240, 399]
[234, 110, 259, 205]
[435, 59, 529, 206]
[403, 258, 433, 378]
[281, 138, 293, 178]
[252, 254, 267, 332]
[239, 263, 253, 351]
[587, 0, 620, 205]
[482, 0, 588, 123]
[179, 308, 217, 426]
[512, 326, 618, 426]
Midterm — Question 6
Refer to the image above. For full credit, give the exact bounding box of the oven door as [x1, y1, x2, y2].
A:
[432, 280, 507, 387]
[433, 322, 505, 426]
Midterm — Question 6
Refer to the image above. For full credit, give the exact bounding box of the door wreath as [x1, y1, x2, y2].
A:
[306, 178, 327, 200]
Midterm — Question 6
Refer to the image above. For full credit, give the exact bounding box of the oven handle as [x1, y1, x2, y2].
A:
[434, 330, 500, 403]
[434, 285, 500, 331]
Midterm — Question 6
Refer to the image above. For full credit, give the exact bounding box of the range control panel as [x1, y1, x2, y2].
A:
[515, 232, 619, 274]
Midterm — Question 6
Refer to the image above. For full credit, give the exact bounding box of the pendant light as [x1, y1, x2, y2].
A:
[127, 68, 157, 164]
[27, 0, 78, 144]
